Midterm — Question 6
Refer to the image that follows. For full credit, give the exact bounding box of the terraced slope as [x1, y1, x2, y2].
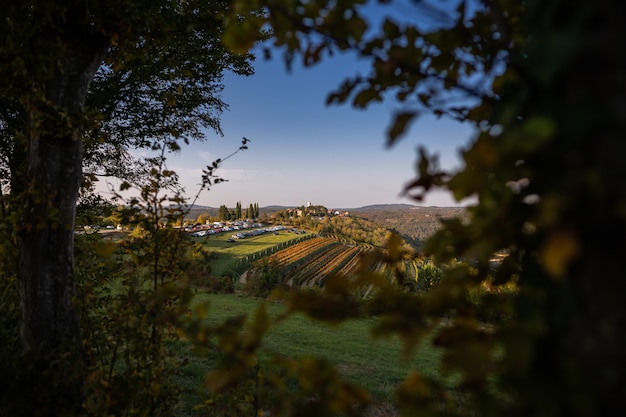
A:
[263, 237, 392, 288]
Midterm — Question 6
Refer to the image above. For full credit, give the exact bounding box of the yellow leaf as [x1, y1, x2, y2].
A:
[468, 135, 498, 168]
[205, 369, 239, 392]
[193, 302, 209, 319]
[386, 232, 404, 262]
[398, 371, 429, 398]
[96, 241, 116, 258]
[525, 115, 556, 140]
[541, 229, 580, 278]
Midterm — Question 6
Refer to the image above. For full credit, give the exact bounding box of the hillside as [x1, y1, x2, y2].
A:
[350, 205, 468, 243]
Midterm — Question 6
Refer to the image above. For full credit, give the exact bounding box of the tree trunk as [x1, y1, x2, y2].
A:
[16, 36, 108, 415]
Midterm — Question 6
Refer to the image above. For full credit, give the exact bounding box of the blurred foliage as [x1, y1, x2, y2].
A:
[225, 0, 626, 416]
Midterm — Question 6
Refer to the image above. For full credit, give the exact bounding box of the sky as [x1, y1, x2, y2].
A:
[158, 53, 477, 210]
[102, 2, 479, 210]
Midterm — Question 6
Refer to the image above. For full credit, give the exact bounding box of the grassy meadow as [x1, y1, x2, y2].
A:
[172, 293, 444, 416]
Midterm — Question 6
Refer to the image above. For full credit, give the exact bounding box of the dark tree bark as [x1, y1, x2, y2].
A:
[16, 33, 109, 414]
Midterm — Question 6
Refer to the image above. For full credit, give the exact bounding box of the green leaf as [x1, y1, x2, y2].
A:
[352, 87, 381, 108]
[386, 111, 418, 147]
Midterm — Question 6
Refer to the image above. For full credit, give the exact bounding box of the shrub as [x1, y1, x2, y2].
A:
[240, 259, 282, 298]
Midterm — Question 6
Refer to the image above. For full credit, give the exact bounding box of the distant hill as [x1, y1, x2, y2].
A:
[260, 205, 291, 214]
[349, 203, 419, 212]
[185, 205, 218, 220]
[351, 205, 468, 244]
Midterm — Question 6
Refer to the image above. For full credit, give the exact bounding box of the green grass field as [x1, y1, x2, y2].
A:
[171, 293, 443, 416]
[191, 228, 312, 277]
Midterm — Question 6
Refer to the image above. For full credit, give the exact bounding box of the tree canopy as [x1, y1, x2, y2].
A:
[0, 1, 255, 415]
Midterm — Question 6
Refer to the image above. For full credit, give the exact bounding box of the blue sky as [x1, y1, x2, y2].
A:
[94, 1, 480, 209]
[162, 51, 477, 209]
[100, 1, 481, 209]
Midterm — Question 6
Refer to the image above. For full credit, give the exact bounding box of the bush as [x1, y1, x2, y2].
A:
[240, 259, 281, 298]
[205, 275, 235, 293]
[182, 244, 214, 288]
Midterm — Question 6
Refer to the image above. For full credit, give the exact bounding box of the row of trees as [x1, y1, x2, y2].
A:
[217, 202, 260, 221]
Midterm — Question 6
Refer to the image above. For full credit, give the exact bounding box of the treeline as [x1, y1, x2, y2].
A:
[192, 202, 260, 224]
[217, 202, 259, 221]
